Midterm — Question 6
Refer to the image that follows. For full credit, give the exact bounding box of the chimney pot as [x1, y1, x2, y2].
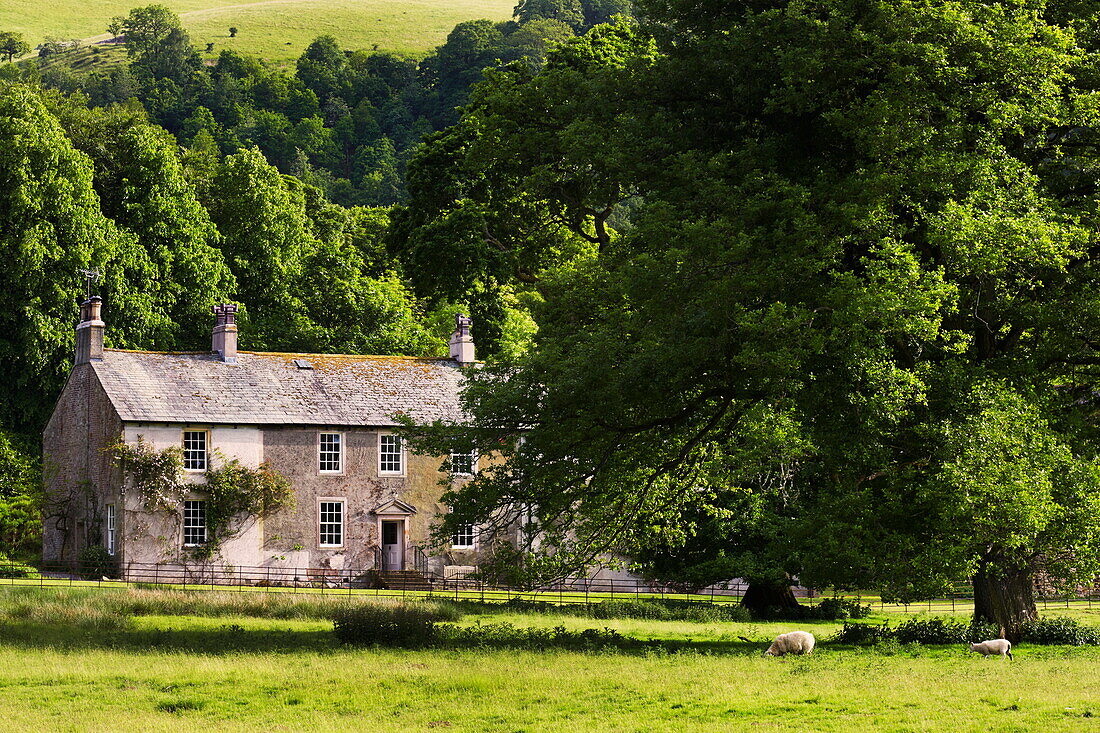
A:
[75, 296, 105, 365]
[449, 313, 475, 365]
[212, 303, 239, 363]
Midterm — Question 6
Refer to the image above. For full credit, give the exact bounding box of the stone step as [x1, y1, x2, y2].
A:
[374, 569, 433, 591]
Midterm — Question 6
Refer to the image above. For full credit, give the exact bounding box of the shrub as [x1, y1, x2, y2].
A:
[591, 599, 750, 622]
[750, 598, 871, 621]
[77, 545, 117, 579]
[331, 604, 447, 646]
[0, 552, 38, 579]
[832, 621, 894, 645]
[893, 617, 999, 644]
[453, 597, 751, 622]
[809, 598, 872, 620]
[440, 621, 646, 651]
[833, 616, 1100, 646]
[1022, 617, 1100, 646]
[592, 599, 670, 620]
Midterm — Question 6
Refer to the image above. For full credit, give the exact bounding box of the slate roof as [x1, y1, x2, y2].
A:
[91, 349, 467, 427]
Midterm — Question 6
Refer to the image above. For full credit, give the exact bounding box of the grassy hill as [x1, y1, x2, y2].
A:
[1, 0, 517, 63]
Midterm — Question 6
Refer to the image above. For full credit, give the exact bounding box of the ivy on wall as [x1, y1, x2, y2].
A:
[110, 438, 293, 559]
[199, 459, 293, 560]
[109, 438, 187, 510]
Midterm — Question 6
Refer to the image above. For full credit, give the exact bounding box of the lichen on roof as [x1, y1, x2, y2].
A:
[92, 349, 466, 427]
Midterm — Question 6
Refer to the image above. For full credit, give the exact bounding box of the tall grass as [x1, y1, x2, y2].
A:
[0, 586, 451, 626]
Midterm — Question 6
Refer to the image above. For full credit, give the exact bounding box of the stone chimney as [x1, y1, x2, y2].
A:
[75, 296, 105, 365]
[449, 313, 475, 365]
[211, 303, 239, 363]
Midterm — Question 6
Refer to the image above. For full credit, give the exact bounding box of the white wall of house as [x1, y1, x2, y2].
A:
[121, 423, 266, 567]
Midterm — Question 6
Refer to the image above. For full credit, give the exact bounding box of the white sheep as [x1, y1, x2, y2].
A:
[764, 631, 816, 656]
[969, 639, 1013, 660]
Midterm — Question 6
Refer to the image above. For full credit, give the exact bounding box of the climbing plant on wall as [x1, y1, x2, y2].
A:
[109, 438, 187, 511]
[198, 458, 293, 560]
[110, 439, 293, 559]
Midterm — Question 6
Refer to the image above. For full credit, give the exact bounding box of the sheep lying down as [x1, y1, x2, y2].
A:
[765, 631, 816, 656]
[969, 639, 1013, 660]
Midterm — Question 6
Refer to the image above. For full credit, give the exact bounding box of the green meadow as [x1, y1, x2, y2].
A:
[0, 586, 1097, 731]
[1, 0, 517, 62]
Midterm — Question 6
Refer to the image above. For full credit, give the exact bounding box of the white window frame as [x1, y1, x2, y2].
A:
[318, 499, 345, 548]
[182, 430, 208, 472]
[451, 523, 476, 550]
[105, 503, 116, 555]
[378, 434, 404, 476]
[182, 500, 207, 547]
[319, 432, 344, 474]
[450, 449, 477, 476]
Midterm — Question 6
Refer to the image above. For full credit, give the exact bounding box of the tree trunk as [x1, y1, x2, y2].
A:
[972, 565, 1037, 643]
[740, 579, 801, 614]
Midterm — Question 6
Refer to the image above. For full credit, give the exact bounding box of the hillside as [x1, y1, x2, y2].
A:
[1, 0, 517, 62]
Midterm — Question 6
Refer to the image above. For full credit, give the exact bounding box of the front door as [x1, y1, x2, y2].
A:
[381, 520, 403, 570]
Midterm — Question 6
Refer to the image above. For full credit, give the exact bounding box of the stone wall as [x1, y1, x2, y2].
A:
[261, 427, 463, 574]
[47, 390, 489, 577]
[41, 365, 123, 563]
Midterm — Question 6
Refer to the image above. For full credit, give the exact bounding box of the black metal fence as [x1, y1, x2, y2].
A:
[3, 561, 1099, 611]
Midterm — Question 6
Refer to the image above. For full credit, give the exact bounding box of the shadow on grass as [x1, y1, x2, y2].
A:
[0, 620, 782, 657]
[0, 621, 340, 655]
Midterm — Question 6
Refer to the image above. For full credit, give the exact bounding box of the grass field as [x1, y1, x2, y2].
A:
[0, 586, 1098, 731]
[1, 0, 517, 63]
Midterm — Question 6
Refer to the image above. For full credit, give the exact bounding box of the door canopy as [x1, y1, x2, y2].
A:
[373, 498, 417, 516]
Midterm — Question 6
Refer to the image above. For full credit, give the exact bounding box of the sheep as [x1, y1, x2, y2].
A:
[764, 631, 816, 657]
[969, 639, 1013, 660]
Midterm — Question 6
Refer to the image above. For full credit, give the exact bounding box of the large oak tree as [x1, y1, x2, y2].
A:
[404, 1, 1100, 638]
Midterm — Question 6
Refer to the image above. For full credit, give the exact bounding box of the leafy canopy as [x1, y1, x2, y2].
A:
[406, 2, 1100, 604]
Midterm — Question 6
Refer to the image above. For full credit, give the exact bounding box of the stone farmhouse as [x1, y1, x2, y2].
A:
[42, 296, 485, 586]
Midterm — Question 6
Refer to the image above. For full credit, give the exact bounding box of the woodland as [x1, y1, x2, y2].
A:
[5, 0, 1100, 640]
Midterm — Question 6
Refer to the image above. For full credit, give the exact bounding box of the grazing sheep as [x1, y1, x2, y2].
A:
[969, 639, 1013, 660]
[764, 631, 816, 656]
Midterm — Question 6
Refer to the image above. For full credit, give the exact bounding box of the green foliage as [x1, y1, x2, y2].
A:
[109, 438, 186, 512]
[515, 0, 585, 31]
[0, 430, 41, 556]
[198, 459, 294, 559]
[77, 545, 119, 580]
[330, 603, 452, 646]
[0, 31, 30, 62]
[747, 598, 871, 621]
[50, 101, 237, 349]
[454, 596, 753, 622]
[832, 622, 895, 646]
[893, 617, 1000, 646]
[439, 621, 643, 651]
[0, 84, 120, 429]
[206, 147, 434, 354]
[804, 598, 872, 621]
[590, 599, 751, 622]
[0, 552, 38, 579]
[115, 5, 182, 58]
[1022, 617, 1100, 646]
[833, 617, 1076, 646]
[401, 0, 1100, 641]
[0, 495, 42, 558]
